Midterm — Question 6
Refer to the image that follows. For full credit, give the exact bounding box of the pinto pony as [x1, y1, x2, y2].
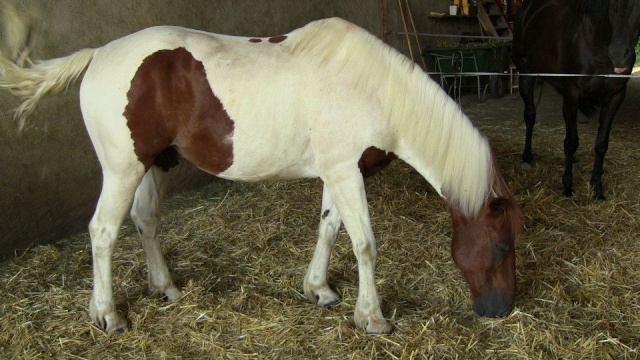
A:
[513, 0, 640, 199]
[0, 17, 521, 333]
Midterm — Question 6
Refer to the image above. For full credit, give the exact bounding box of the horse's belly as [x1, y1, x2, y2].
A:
[215, 142, 318, 181]
[183, 127, 318, 181]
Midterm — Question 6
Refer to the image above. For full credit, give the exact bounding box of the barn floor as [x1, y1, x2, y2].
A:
[1, 79, 639, 359]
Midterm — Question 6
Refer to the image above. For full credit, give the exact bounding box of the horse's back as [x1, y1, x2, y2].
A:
[80, 20, 391, 182]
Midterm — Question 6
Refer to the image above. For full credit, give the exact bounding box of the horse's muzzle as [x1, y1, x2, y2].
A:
[608, 42, 632, 73]
[472, 292, 513, 318]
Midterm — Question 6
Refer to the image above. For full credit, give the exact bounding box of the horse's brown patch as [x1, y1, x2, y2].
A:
[124, 47, 234, 174]
[249, 38, 262, 43]
[268, 35, 287, 43]
[358, 147, 397, 178]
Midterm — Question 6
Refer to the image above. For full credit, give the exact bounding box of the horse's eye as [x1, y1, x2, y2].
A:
[495, 242, 510, 256]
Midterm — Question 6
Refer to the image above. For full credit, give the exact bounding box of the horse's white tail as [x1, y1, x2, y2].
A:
[0, 48, 95, 130]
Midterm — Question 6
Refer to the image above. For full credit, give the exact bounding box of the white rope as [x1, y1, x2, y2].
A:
[393, 31, 638, 79]
[425, 71, 638, 79]
[395, 31, 512, 41]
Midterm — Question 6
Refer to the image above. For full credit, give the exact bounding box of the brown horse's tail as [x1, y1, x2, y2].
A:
[0, 2, 96, 131]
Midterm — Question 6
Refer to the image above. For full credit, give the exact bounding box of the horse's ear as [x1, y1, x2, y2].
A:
[488, 197, 512, 215]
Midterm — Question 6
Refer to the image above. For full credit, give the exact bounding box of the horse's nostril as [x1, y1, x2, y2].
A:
[472, 302, 486, 317]
[495, 307, 510, 318]
[473, 295, 512, 318]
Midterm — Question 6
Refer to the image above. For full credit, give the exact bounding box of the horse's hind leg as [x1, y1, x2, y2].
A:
[304, 184, 342, 307]
[520, 75, 537, 167]
[130, 166, 183, 301]
[89, 164, 146, 332]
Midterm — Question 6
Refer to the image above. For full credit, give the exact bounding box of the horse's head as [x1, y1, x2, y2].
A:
[450, 196, 521, 318]
[608, 0, 640, 73]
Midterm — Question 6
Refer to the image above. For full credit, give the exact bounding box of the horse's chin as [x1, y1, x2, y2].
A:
[614, 66, 628, 74]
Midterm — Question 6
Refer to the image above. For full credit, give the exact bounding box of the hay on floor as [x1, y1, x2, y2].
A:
[1, 87, 639, 359]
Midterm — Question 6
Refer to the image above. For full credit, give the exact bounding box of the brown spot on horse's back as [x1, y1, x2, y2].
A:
[249, 38, 262, 43]
[268, 35, 288, 43]
[358, 147, 397, 178]
[124, 47, 234, 174]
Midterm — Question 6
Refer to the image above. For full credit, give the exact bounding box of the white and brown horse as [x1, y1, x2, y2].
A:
[0, 17, 521, 334]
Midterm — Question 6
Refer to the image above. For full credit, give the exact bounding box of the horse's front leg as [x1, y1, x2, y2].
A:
[323, 173, 392, 334]
[590, 88, 626, 200]
[131, 166, 183, 301]
[89, 168, 145, 332]
[520, 75, 537, 167]
[304, 185, 342, 307]
[562, 94, 580, 197]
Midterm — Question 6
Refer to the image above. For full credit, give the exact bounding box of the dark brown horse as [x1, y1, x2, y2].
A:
[512, 0, 640, 199]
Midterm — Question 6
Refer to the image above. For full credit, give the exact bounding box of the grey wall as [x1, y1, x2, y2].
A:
[0, 0, 480, 259]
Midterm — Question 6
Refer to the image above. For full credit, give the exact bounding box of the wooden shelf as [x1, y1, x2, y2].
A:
[477, 0, 512, 38]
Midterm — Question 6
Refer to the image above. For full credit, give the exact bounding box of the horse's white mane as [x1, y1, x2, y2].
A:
[290, 18, 497, 217]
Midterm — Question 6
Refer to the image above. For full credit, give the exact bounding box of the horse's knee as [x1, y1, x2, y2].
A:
[594, 141, 609, 156]
[88, 218, 119, 251]
[564, 135, 579, 156]
[523, 103, 536, 121]
[352, 240, 376, 264]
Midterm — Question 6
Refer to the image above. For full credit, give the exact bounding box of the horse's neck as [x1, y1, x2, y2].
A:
[388, 71, 492, 217]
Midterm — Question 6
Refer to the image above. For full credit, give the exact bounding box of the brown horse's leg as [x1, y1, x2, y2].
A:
[591, 88, 627, 200]
[562, 94, 580, 197]
[519, 75, 537, 167]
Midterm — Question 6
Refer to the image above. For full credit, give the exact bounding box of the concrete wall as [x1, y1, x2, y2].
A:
[0, 0, 480, 259]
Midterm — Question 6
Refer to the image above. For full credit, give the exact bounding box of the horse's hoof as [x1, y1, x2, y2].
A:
[521, 162, 533, 170]
[367, 321, 393, 334]
[164, 286, 184, 302]
[150, 283, 183, 302]
[303, 285, 341, 307]
[360, 317, 393, 334]
[102, 313, 128, 333]
[314, 291, 341, 307]
[320, 298, 340, 308]
[563, 189, 573, 197]
[590, 184, 606, 201]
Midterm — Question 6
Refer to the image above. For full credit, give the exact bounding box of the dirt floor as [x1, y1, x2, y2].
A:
[1, 77, 639, 359]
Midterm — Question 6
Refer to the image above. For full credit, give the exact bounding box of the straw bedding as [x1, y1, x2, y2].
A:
[1, 85, 639, 359]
